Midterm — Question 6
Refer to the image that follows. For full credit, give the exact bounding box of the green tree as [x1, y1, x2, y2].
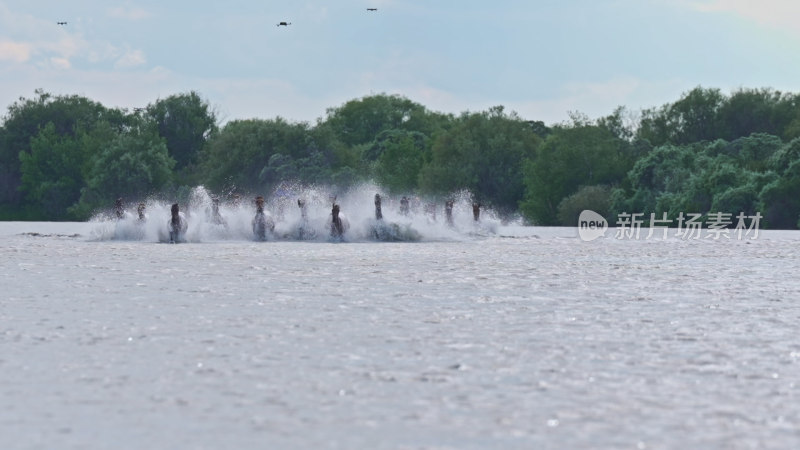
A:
[73, 122, 174, 218]
[759, 160, 800, 229]
[597, 106, 635, 141]
[758, 137, 800, 228]
[198, 118, 311, 191]
[767, 136, 800, 171]
[556, 184, 613, 226]
[18, 124, 79, 219]
[612, 139, 779, 225]
[146, 91, 217, 175]
[637, 86, 724, 146]
[322, 94, 449, 148]
[652, 156, 739, 219]
[420, 106, 540, 214]
[363, 129, 429, 194]
[0, 90, 122, 206]
[198, 117, 362, 192]
[711, 177, 769, 219]
[716, 88, 797, 141]
[520, 123, 630, 225]
[18, 123, 86, 219]
[703, 133, 783, 172]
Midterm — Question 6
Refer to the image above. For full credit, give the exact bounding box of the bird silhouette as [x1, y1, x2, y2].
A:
[367, 8, 377, 11]
[277, 21, 291, 26]
[57, 21, 67, 25]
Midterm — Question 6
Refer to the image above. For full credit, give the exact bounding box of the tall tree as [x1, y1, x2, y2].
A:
[0, 90, 121, 206]
[637, 87, 724, 146]
[73, 121, 174, 219]
[420, 106, 540, 214]
[759, 137, 800, 228]
[146, 91, 217, 173]
[322, 94, 450, 147]
[363, 129, 429, 194]
[520, 123, 630, 225]
[198, 118, 316, 191]
[716, 88, 792, 141]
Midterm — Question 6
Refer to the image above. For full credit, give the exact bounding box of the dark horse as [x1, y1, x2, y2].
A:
[329, 202, 350, 240]
[115, 198, 125, 220]
[374, 193, 383, 220]
[168, 203, 188, 243]
[445, 199, 455, 227]
[331, 204, 344, 238]
[472, 202, 481, 222]
[371, 192, 421, 242]
[252, 196, 275, 241]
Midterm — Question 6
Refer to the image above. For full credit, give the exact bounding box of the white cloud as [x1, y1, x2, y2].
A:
[0, 39, 31, 62]
[301, 4, 329, 23]
[198, 77, 337, 123]
[43, 36, 83, 60]
[108, 6, 151, 21]
[115, 49, 146, 68]
[49, 57, 71, 69]
[0, 64, 182, 115]
[0, 2, 152, 72]
[688, 0, 800, 37]
[493, 77, 689, 125]
[0, 2, 88, 69]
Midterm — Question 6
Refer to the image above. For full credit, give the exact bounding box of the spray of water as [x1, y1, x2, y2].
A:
[89, 183, 506, 242]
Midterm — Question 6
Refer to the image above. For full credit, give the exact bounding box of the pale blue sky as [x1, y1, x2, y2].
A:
[2, 0, 800, 125]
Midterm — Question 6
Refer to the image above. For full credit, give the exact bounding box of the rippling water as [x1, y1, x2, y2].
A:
[2, 220, 799, 449]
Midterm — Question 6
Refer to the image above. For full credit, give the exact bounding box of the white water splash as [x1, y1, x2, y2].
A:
[90, 184, 503, 243]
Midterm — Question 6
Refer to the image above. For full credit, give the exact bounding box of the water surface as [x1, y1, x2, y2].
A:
[1, 222, 799, 449]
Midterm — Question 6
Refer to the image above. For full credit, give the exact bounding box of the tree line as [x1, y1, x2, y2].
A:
[2, 87, 800, 228]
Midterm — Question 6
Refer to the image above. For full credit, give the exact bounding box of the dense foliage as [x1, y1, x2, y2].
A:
[4, 87, 800, 228]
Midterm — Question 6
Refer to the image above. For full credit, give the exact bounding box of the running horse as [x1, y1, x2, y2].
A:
[329, 203, 350, 240]
[115, 198, 125, 220]
[399, 196, 410, 216]
[168, 203, 188, 243]
[374, 193, 383, 220]
[252, 196, 275, 241]
[296, 198, 316, 240]
[370, 192, 421, 242]
[210, 197, 227, 226]
[472, 202, 481, 222]
[445, 199, 455, 227]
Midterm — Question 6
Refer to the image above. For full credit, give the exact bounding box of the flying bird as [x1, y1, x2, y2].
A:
[57, 21, 67, 25]
[367, 8, 377, 11]
[277, 21, 291, 26]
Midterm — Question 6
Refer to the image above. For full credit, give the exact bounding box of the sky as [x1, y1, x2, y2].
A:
[2, 0, 800, 126]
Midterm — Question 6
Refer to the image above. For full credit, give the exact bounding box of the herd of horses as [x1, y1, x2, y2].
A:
[114, 194, 483, 243]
